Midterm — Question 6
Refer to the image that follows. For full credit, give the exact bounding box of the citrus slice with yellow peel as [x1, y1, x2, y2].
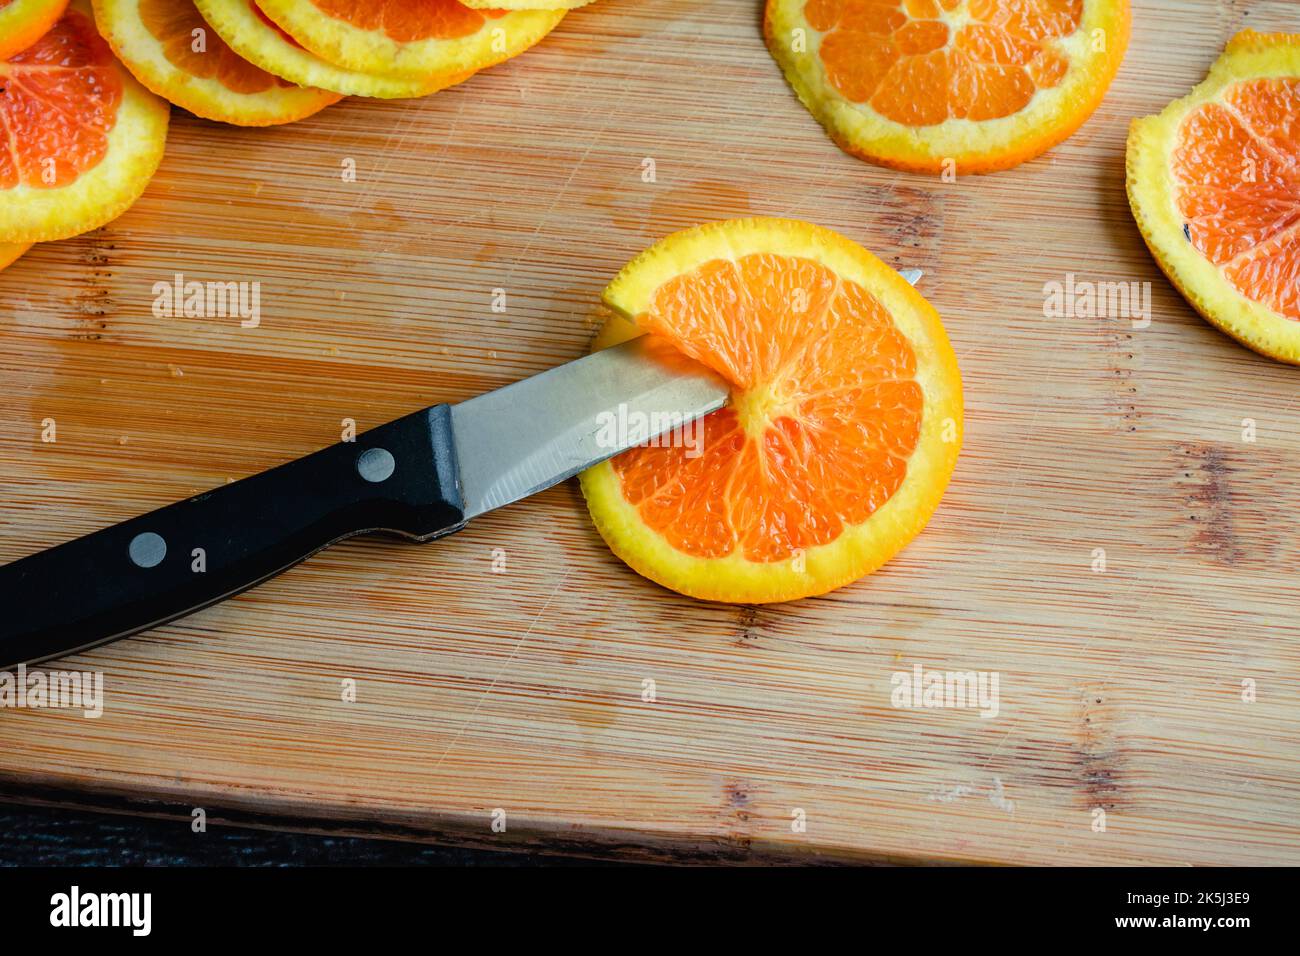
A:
[254, 0, 565, 80]
[0, 0, 169, 243]
[763, 0, 1131, 174]
[0, 242, 33, 270]
[92, 0, 342, 125]
[1127, 30, 1300, 364]
[193, 0, 473, 98]
[579, 218, 963, 604]
[0, 0, 70, 59]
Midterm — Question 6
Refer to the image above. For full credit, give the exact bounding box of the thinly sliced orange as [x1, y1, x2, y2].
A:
[764, 0, 1131, 173]
[0, 242, 33, 269]
[0, 0, 70, 59]
[1128, 31, 1300, 364]
[0, 0, 169, 243]
[460, 0, 593, 8]
[580, 218, 963, 604]
[193, 0, 474, 98]
[255, 0, 565, 80]
[93, 0, 341, 125]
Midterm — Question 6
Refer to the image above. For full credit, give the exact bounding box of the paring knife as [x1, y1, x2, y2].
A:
[0, 268, 922, 668]
[0, 336, 724, 668]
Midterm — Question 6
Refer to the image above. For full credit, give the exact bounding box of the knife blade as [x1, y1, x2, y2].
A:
[0, 266, 924, 667]
[452, 335, 727, 519]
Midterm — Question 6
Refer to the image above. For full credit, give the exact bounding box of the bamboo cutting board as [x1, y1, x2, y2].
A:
[1, 0, 1298, 865]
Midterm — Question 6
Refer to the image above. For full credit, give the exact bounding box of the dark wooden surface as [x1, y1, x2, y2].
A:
[0, 800, 617, 866]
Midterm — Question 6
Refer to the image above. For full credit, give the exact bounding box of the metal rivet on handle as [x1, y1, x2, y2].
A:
[357, 447, 395, 483]
[129, 532, 167, 568]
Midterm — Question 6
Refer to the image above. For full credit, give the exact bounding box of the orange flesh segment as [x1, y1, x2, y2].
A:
[0, 9, 123, 189]
[1172, 78, 1300, 320]
[308, 0, 507, 43]
[809, 0, 1082, 125]
[140, 0, 286, 93]
[612, 254, 923, 563]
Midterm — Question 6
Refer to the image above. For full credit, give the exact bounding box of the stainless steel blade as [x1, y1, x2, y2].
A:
[451, 264, 923, 520]
[450, 337, 730, 519]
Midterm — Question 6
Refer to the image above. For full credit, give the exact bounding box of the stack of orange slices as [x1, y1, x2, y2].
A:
[250, 1, 565, 85]
[191, 0, 472, 99]
[91, 0, 571, 120]
[1, 0, 582, 271]
[0, 1, 170, 267]
[92, 0, 343, 125]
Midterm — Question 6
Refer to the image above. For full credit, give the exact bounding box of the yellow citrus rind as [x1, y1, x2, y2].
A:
[580, 217, 963, 604]
[92, 0, 341, 126]
[0, 2, 171, 243]
[1127, 30, 1300, 365]
[255, 0, 565, 80]
[763, 0, 1131, 174]
[0, 0, 70, 60]
[0, 242, 33, 270]
[192, 0, 473, 98]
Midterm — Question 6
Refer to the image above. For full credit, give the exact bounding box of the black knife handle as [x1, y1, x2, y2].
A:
[0, 404, 465, 667]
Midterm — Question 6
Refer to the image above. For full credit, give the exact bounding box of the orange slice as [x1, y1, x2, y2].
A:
[764, 0, 1131, 173]
[0, 0, 169, 243]
[92, 0, 342, 125]
[0, 241, 33, 269]
[580, 218, 963, 604]
[460, 0, 593, 8]
[0, 0, 70, 59]
[254, 0, 565, 80]
[193, 0, 474, 98]
[1128, 31, 1300, 364]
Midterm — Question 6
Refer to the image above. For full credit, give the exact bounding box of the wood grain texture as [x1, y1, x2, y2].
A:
[1, 0, 1298, 865]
